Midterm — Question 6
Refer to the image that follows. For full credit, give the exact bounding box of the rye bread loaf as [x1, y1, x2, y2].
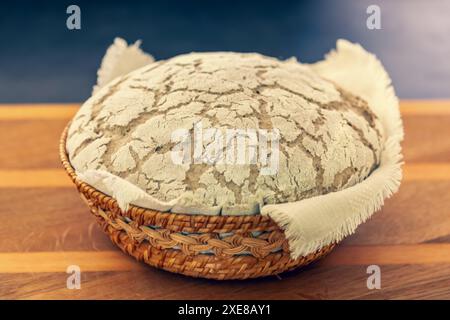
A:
[66, 52, 384, 215]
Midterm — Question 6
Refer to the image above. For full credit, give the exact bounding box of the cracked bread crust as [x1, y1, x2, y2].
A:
[66, 52, 384, 215]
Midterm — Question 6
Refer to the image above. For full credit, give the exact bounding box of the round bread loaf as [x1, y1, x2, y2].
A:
[66, 52, 384, 215]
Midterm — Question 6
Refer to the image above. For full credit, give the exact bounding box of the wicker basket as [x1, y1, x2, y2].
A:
[60, 126, 335, 280]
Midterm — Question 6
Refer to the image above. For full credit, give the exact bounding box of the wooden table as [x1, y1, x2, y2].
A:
[0, 101, 449, 300]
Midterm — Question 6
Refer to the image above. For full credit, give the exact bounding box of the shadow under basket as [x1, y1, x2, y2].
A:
[60, 126, 335, 280]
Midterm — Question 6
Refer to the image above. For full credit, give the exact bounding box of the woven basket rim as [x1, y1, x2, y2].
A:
[60, 125, 280, 232]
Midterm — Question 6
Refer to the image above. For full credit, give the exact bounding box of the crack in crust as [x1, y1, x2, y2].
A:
[67, 52, 384, 214]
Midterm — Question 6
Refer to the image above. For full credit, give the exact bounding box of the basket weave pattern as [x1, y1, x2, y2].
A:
[60, 126, 335, 280]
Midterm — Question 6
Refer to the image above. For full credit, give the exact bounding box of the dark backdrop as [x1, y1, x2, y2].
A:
[1, 0, 449, 102]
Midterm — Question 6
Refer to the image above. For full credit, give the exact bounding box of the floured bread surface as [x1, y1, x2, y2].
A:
[66, 52, 384, 215]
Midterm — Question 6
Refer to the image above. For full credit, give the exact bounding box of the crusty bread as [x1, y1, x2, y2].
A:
[67, 52, 383, 215]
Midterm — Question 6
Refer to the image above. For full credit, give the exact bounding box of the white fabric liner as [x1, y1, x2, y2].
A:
[77, 38, 403, 259]
[92, 37, 154, 95]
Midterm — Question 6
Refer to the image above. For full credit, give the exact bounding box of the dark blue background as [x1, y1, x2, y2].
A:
[1, 0, 449, 102]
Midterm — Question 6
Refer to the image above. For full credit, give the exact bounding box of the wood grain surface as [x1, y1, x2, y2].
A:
[0, 101, 449, 300]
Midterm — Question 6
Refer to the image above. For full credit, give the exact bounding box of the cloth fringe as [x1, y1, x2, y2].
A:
[92, 37, 154, 95]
